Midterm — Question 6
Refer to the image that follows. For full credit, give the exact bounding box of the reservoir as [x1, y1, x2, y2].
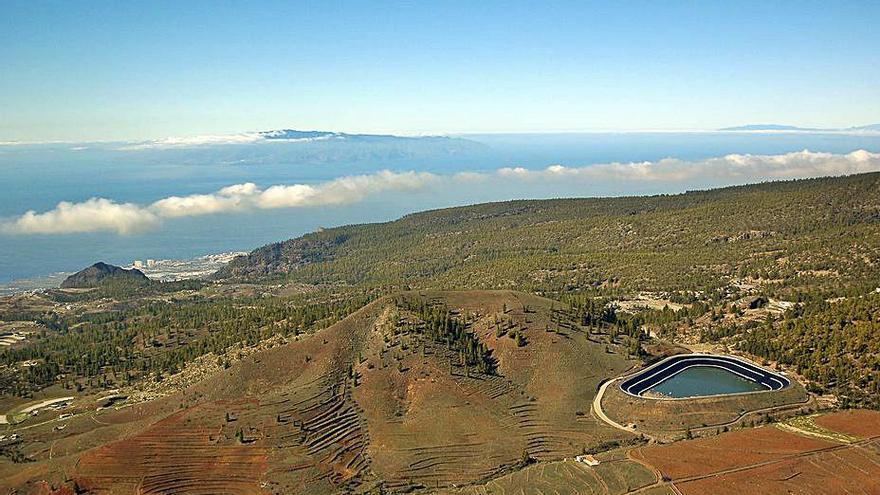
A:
[619, 354, 790, 399]
[645, 365, 767, 398]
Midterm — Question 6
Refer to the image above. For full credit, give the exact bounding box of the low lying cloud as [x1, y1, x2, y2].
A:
[118, 133, 265, 150]
[1, 171, 438, 235]
[496, 149, 880, 182]
[118, 132, 337, 150]
[3, 198, 161, 235]
[2, 150, 878, 236]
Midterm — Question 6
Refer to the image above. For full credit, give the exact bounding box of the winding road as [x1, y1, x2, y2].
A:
[592, 379, 645, 436]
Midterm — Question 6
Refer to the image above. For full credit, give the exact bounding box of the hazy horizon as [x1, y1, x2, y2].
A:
[3, 1, 879, 142]
[3, 131, 880, 285]
[3, 1, 880, 282]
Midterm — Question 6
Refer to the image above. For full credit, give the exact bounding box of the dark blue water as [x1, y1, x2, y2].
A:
[2, 132, 879, 283]
[648, 366, 767, 398]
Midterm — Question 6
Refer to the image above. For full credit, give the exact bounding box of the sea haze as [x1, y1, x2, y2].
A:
[2, 131, 880, 285]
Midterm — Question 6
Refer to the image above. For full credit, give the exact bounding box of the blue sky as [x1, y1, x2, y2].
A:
[2, 0, 879, 141]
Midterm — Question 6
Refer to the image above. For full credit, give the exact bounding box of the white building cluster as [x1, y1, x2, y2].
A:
[132, 259, 158, 269]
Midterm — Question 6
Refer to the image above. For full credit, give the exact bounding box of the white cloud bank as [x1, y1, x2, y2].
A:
[116, 133, 265, 150]
[117, 131, 338, 150]
[497, 149, 880, 182]
[2, 150, 878, 236]
[1, 171, 437, 235]
[5, 198, 161, 235]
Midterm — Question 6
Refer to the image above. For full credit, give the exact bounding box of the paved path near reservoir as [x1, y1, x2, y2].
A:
[592, 378, 648, 437]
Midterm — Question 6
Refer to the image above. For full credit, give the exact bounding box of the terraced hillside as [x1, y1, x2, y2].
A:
[440, 457, 659, 495]
[0, 291, 641, 494]
[3, 291, 879, 495]
[353, 291, 636, 490]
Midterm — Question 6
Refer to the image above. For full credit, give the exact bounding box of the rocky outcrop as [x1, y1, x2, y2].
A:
[60, 262, 150, 288]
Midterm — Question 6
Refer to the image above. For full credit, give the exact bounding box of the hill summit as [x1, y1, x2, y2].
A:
[60, 261, 149, 288]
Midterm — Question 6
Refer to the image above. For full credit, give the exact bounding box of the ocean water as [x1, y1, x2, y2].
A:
[1, 132, 879, 285]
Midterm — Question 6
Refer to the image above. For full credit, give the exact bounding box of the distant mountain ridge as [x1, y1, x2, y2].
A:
[117, 129, 490, 164]
[60, 262, 150, 288]
[258, 129, 465, 142]
[258, 129, 338, 140]
[127, 128, 485, 148]
[852, 123, 880, 131]
[720, 123, 880, 132]
[98, 128, 493, 170]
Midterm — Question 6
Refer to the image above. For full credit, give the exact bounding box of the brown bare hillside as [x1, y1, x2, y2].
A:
[2, 292, 637, 494]
[355, 291, 637, 490]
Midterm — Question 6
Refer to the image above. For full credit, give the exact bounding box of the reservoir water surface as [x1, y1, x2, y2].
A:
[646, 366, 768, 398]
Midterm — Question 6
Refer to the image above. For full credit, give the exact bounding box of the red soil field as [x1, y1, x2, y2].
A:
[813, 409, 880, 439]
[75, 403, 268, 495]
[631, 426, 835, 480]
[675, 439, 880, 495]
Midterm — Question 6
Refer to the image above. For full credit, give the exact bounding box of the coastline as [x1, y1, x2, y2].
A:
[0, 251, 246, 296]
